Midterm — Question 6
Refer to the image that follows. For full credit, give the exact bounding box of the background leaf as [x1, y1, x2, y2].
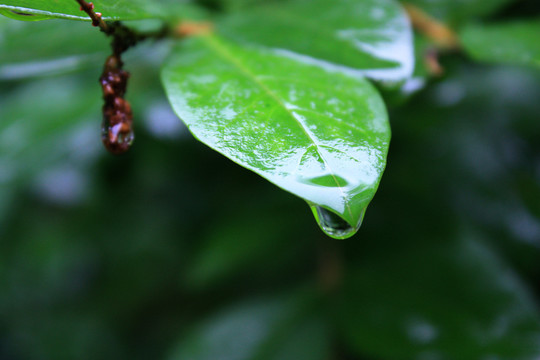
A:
[161, 35, 390, 239]
[400, 0, 513, 26]
[0, 73, 101, 205]
[0, 16, 108, 79]
[461, 20, 540, 68]
[338, 235, 540, 359]
[183, 212, 310, 289]
[218, 0, 414, 83]
[168, 290, 329, 360]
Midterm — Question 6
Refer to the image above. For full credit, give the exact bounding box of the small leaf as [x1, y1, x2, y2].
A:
[0, 0, 168, 21]
[0, 17, 109, 79]
[461, 20, 540, 68]
[219, 0, 414, 83]
[161, 35, 390, 239]
[0, 75, 102, 186]
[167, 291, 329, 360]
[184, 209, 311, 289]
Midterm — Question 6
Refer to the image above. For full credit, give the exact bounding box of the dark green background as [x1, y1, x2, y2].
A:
[1, 0, 540, 359]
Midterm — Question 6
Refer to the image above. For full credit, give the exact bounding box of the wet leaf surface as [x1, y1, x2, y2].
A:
[161, 35, 391, 238]
[219, 0, 414, 83]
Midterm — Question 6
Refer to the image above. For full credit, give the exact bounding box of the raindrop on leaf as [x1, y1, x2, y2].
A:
[311, 205, 364, 240]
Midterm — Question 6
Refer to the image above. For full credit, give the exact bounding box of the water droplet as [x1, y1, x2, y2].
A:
[101, 115, 134, 155]
[311, 205, 363, 240]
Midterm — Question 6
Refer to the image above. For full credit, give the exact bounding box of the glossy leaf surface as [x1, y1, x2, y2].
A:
[161, 35, 390, 239]
[218, 0, 414, 82]
[461, 20, 540, 68]
[0, 0, 168, 21]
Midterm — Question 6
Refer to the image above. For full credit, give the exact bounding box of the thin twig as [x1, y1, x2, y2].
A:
[73, 0, 171, 155]
[175, 21, 213, 37]
[75, 0, 112, 34]
[403, 3, 459, 50]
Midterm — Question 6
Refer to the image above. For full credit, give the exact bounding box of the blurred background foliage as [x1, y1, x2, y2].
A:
[1, 0, 540, 359]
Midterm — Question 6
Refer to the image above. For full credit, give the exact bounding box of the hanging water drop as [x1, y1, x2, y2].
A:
[311, 205, 364, 240]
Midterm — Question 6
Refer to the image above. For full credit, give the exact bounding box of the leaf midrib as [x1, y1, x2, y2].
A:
[201, 35, 354, 223]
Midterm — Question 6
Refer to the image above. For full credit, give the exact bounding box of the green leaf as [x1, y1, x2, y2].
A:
[338, 236, 540, 358]
[0, 8, 51, 20]
[218, 0, 414, 83]
[0, 17, 109, 79]
[161, 35, 390, 239]
[168, 291, 329, 360]
[0, 0, 170, 21]
[461, 20, 540, 68]
[184, 208, 312, 289]
[0, 74, 102, 190]
[222, 0, 261, 11]
[401, 0, 512, 26]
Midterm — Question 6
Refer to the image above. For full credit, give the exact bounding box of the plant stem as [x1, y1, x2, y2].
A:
[74, 0, 112, 34]
[403, 3, 459, 50]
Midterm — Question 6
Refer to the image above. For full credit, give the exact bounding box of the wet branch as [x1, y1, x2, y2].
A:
[73, 0, 171, 154]
[75, 0, 111, 34]
[74, 0, 170, 55]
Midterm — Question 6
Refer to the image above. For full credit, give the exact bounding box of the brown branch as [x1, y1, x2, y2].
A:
[100, 54, 134, 154]
[424, 48, 444, 76]
[75, 0, 171, 52]
[403, 3, 459, 50]
[174, 21, 214, 37]
[73, 0, 171, 154]
[75, 0, 111, 34]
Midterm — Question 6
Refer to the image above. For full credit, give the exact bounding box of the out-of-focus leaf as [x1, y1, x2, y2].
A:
[161, 35, 390, 239]
[461, 20, 540, 68]
[338, 236, 540, 359]
[395, 64, 540, 268]
[0, 74, 101, 203]
[168, 290, 329, 360]
[219, 0, 414, 83]
[0, 0, 174, 21]
[333, 62, 540, 359]
[0, 19, 107, 228]
[0, 17, 108, 79]
[401, 0, 513, 26]
[4, 313, 124, 360]
[184, 208, 314, 289]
